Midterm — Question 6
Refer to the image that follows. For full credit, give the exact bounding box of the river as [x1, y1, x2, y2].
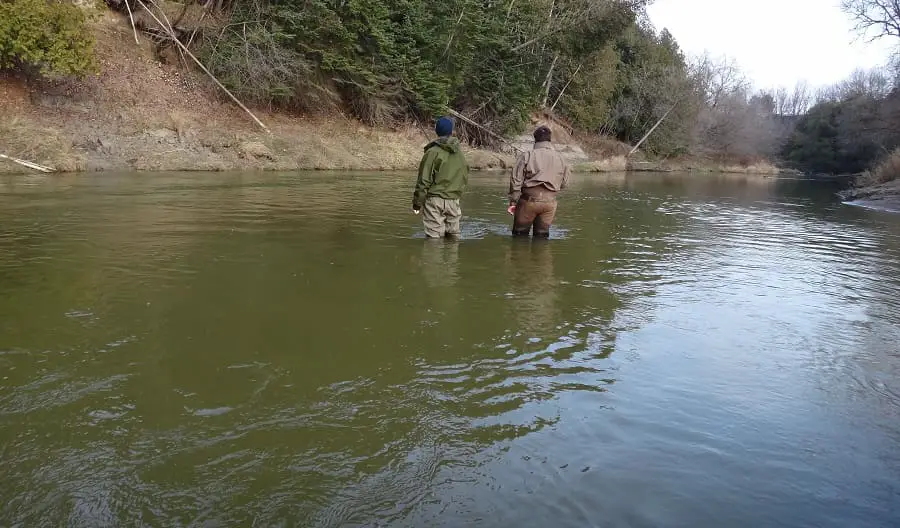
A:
[1, 172, 899, 527]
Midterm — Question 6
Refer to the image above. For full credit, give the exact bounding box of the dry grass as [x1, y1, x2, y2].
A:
[857, 149, 900, 188]
[528, 111, 578, 144]
[0, 117, 84, 172]
[259, 117, 429, 170]
[465, 149, 515, 170]
[720, 161, 781, 175]
[574, 156, 628, 172]
[573, 132, 633, 159]
[168, 110, 195, 142]
[650, 155, 780, 175]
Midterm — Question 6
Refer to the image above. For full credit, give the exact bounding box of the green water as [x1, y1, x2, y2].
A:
[1, 172, 899, 527]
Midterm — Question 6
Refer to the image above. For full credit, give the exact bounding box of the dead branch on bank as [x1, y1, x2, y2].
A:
[0, 153, 56, 173]
[109, 0, 271, 133]
[446, 108, 524, 153]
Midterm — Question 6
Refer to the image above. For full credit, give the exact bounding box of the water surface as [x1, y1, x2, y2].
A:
[1, 171, 899, 527]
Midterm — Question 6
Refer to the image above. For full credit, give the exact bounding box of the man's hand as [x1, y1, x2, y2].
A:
[412, 206, 421, 215]
[507, 203, 517, 215]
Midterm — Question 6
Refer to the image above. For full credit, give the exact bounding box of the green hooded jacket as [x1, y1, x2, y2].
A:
[413, 137, 469, 209]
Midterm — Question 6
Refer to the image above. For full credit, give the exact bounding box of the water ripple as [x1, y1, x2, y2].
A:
[1, 173, 899, 527]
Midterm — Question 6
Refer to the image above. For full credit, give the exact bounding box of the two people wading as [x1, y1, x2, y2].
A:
[413, 118, 571, 239]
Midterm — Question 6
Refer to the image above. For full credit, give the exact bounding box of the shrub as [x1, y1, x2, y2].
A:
[197, 19, 330, 112]
[0, 0, 96, 77]
[857, 148, 900, 187]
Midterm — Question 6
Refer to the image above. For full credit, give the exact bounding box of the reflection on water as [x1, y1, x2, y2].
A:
[420, 239, 459, 288]
[504, 239, 560, 334]
[1, 172, 899, 527]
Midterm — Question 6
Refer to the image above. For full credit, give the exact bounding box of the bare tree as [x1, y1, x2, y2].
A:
[815, 67, 894, 102]
[841, 0, 900, 40]
[685, 55, 782, 159]
[689, 53, 750, 108]
[786, 80, 812, 115]
[839, 67, 893, 98]
[815, 84, 840, 103]
[750, 90, 776, 115]
[773, 86, 790, 115]
[770, 81, 812, 115]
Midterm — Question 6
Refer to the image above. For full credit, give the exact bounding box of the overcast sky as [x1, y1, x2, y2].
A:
[646, 0, 896, 90]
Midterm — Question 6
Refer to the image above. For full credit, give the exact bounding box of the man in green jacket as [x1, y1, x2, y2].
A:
[413, 116, 469, 238]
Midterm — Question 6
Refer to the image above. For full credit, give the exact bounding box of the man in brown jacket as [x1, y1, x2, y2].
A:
[508, 126, 571, 238]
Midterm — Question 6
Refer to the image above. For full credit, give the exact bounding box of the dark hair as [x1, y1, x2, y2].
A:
[533, 126, 552, 143]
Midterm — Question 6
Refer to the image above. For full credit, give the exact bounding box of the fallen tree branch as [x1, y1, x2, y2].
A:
[135, 0, 271, 134]
[629, 101, 678, 157]
[549, 62, 582, 112]
[0, 154, 55, 173]
[124, 0, 140, 44]
[184, 9, 208, 50]
[511, 26, 565, 52]
[445, 108, 524, 153]
[442, 8, 466, 57]
[146, 0, 187, 67]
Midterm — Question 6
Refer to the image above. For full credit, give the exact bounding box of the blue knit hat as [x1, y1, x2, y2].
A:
[435, 116, 454, 137]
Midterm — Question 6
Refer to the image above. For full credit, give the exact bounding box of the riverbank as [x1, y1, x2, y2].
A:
[0, 11, 781, 176]
[839, 180, 900, 212]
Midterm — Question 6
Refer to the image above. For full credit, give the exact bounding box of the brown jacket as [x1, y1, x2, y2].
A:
[508, 141, 571, 203]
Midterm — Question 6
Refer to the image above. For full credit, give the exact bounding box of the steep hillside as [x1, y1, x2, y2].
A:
[1, 12, 521, 173]
[1, 10, 782, 176]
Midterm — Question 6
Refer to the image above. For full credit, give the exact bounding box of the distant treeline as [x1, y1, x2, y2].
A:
[780, 68, 900, 176]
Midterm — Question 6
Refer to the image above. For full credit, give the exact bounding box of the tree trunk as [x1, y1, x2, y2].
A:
[542, 54, 558, 108]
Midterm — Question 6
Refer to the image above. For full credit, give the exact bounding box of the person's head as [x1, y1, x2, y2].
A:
[533, 125, 552, 143]
[435, 116, 454, 137]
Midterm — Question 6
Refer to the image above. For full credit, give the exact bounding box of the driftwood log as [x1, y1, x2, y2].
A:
[0, 154, 55, 173]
